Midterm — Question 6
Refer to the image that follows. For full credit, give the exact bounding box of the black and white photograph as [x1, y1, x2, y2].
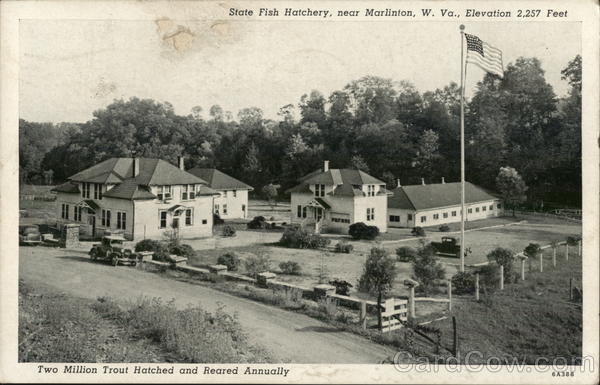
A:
[1, 0, 598, 383]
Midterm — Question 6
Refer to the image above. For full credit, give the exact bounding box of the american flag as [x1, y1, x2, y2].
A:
[465, 33, 504, 78]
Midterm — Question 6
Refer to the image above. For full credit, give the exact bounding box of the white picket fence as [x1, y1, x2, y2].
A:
[381, 298, 408, 332]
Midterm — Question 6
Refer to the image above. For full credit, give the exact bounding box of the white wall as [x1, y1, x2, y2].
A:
[412, 200, 503, 227]
[388, 208, 416, 228]
[353, 194, 388, 233]
[213, 189, 249, 219]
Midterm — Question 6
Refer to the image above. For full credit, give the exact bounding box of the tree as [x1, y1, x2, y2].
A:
[412, 243, 445, 295]
[496, 166, 528, 216]
[415, 129, 440, 179]
[357, 247, 397, 329]
[261, 183, 279, 208]
[350, 155, 369, 172]
[243, 142, 261, 174]
[486, 247, 515, 283]
[209, 105, 224, 121]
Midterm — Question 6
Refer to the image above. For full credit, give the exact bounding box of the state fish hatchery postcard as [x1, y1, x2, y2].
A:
[1, 0, 599, 383]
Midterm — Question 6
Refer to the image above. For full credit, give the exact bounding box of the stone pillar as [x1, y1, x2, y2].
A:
[64, 224, 80, 249]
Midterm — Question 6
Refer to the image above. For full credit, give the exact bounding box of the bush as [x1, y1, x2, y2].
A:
[247, 216, 268, 230]
[213, 214, 224, 225]
[244, 254, 271, 278]
[334, 241, 354, 253]
[486, 247, 515, 283]
[135, 239, 161, 252]
[329, 279, 353, 296]
[279, 261, 302, 275]
[451, 271, 475, 294]
[524, 243, 541, 258]
[348, 222, 380, 240]
[217, 252, 241, 271]
[395, 246, 416, 262]
[169, 243, 195, 259]
[221, 225, 236, 237]
[411, 226, 426, 237]
[412, 243, 445, 295]
[439, 225, 450, 232]
[279, 226, 330, 249]
[477, 264, 501, 292]
[566, 236, 580, 246]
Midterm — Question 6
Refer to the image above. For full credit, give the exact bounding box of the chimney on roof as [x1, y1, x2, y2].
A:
[396, 179, 401, 188]
[324, 160, 330, 172]
[441, 177, 446, 184]
[132, 152, 139, 177]
[421, 178, 425, 185]
[178, 156, 185, 171]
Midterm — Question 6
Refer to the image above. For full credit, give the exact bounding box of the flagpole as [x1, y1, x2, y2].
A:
[459, 24, 466, 273]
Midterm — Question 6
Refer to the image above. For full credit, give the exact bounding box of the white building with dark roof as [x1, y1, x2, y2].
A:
[387, 178, 504, 228]
[51, 157, 219, 240]
[286, 161, 391, 234]
[187, 168, 253, 219]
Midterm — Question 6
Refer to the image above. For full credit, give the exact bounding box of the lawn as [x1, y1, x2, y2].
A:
[431, 251, 582, 364]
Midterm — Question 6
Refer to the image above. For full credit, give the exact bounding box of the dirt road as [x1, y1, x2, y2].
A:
[19, 247, 397, 364]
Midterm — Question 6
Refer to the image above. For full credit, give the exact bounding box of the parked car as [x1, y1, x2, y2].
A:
[19, 225, 42, 246]
[89, 235, 137, 266]
[431, 236, 461, 258]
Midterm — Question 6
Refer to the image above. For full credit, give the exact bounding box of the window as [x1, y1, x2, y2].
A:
[215, 204, 220, 215]
[61, 204, 70, 219]
[489, 205, 493, 210]
[233, 190, 237, 197]
[389, 215, 400, 222]
[182, 185, 189, 200]
[223, 204, 228, 215]
[468, 208, 473, 214]
[185, 209, 193, 226]
[202, 219, 207, 224]
[101, 209, 111, 227]
[443, 212, 448, 219]
[332, 217, 351, 223]
[74, 206, 82, 221]
[81, 182, 91, 199]
[93, 183, 102, 199]
[408, 214, 413, 221]
[314, 184, 325, 197]
[302, 207, 307, 218]
[117, 212, 126, 230]
[433, 214, 439, 220]
[420, 215, 426, 223]
[297, 205, 302, 218]
[482, 206, 487, 212]
[497, 203, 502, 209]
[452, 211, 457, 217]
[475, 207, 480, 213]
[366, 208, 372, 221]
[189, 184, 196, 200]
[159, 211, 167, 228]
[158, 185, 171, 201]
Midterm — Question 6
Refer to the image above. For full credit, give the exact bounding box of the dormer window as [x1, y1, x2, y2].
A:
[157, 185, 171, 201]
[81, 182, 91, 199]
[314, 184, 325, 197]
[182, 185, 189, 200]
[189, 184, 196, 200]
[367, 184, 376, 197]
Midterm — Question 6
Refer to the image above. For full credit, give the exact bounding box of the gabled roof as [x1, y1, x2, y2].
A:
[187, 168, 253, 190]
[103, 179, 156, 200]
[69, 158, 207, 186]
[389, 182, 500, 211]
[51, 181, 80, 194]
[288, 167, 384, 195]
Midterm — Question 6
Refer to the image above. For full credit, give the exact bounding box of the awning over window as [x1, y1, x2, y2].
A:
[307, 198, 331, 210]
[76, 199, 100, 211]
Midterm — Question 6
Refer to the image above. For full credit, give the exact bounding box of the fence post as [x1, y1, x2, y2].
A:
[475, 273, 480, 301]
[452, 316, 459, 360]
[565, 243, 569, 261]
[578, 240, 582, 257]
[539, 251, 543, 273]
[447, 280, 452, 311]
[408, 286, 416, 321]
[569, 277, 573, 301]
[499, 265, 504, 290]
[520, 258, 526, 280]
[360, 301, 367, 330]
[552, 247, 557, 267]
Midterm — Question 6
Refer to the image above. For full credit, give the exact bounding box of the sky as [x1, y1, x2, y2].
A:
[19, 20, 581, 123]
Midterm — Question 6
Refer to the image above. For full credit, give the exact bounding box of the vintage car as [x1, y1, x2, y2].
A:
[19, 225, 42, 246]
[89, 235, 138, 266]
[431, 236, 461, 258]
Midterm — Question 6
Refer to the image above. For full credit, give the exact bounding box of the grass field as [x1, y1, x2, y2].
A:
[431, 251, 582, 364]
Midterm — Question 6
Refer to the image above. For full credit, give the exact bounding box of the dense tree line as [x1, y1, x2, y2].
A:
[19, 55, 581, 207]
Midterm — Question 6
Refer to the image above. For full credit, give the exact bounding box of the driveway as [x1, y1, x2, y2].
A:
[19, 247, 397, 364]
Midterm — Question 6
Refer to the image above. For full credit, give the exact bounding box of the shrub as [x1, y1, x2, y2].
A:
[247, 216, 267, 230]
[411, 226, 426, 237]
[566, 236, 580, 246]
[477, 264, 501, 292]
[221, 225, 236, 237]
[169, 243, 195, 259]
[135, 239, 161, 252]
[334, 241, 354, 253]
[439, 225, 450, 232]
[524, 243, 541, 258]
[217, 252, 241, 271]
[279, 226, 330, 249]
[451, 271, 475, 294]
[348, 222, 380, 240]
[213, 214, 224, 225]
[244, 254, 271, 278]
[411, 243, 445, 295]
[329, 279, 353, 296]
[396, 246, 416, 262]
[279, 261, 302, 275]
[486, 247, 515, 283]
